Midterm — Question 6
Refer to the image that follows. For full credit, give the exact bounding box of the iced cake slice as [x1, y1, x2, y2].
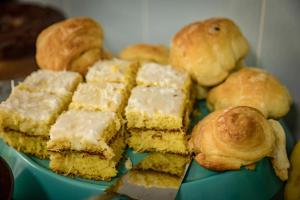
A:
[49, 131, 125, 180]
[0, 88, 67, 136]
[69, 82, 128, 114]
[125, 86, 187, 130]
[136, 63, 191, 93]
[18, 69, 82, 99]
[86, 58, 138, 89]
[0, 130, 48, 159]
[47, 110, 121, 159]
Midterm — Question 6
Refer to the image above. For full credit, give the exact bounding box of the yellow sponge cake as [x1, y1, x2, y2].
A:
[0, 88, 67, 136]
[69, 82, 128, 114]
[125, 86, 187, 130]
[47, 110, 121, 159]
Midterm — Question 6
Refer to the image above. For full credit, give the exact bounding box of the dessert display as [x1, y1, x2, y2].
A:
[36, 17, 106, 75]
[0, 2, 65, 79]
[0, 70, 82, 158]
[169, 18, 249, 87]
[207, 67, 292, 118]
[119, 43, 169, 64]
[0, 15, 296, 200]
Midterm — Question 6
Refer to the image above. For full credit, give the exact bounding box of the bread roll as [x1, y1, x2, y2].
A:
[119, 43, 169, 64]
[207, 67, 292, 118]
[170, 18, 248, 86]
[36, 17, 104, 75]
[189, 106, 275, 171]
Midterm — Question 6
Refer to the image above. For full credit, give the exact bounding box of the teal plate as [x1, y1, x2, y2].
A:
[0, 100, 295, 200]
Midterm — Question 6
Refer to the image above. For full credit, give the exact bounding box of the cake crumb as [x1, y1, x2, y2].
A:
[125, 157, 133, 170]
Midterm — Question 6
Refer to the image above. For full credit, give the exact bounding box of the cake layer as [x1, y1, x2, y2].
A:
[18, 69, 82, 98]
[69, 82, 128, 114]
[0, 129, 48, 159]
[136, 152, 191, 177]
[0, 89, 67, 136]
[49, 131, 125, 180]
[127, 129, 189, 154]
[125, 86, 187, 130]
[136, 63, 191, 93]
[47, 110, 121, 159]
[86, 58, 138, 89]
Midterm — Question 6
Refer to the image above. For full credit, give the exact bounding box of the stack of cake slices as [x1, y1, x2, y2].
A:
[125, 63, 192, 179]
[47, 59, 139, 180]
[0, 70, 82, 159]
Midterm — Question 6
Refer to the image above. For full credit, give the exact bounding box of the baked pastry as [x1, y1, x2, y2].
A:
[207, 67, 292, 118]
[36, 17, 103, 75]
[189, 106, 290, 181]
[189, 106, 275, 171]
[269, 119, 290, 181]
[119, 43, 169, 64]
[170, 17, 249, 86]
[285, 140, 300, 200]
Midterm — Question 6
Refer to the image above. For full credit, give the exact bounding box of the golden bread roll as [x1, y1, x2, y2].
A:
[207, 67, 292, 118]
[269, 119, 290, 181]
[189, 106, 275, 171]
[36, 17, 104, 75]
[170, 18, 249, 86]
[285, 140, 300, 200]
[119, 43, 169, 64]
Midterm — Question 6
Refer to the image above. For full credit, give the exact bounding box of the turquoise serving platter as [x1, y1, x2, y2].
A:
[0, 100, 295, 200]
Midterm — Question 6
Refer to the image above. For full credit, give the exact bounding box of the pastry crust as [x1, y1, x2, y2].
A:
[207, 67, 292, 118]
[36, 17, 103, 75]
[170, 18, 248, 86]
[119, 43, 169, 64]
[189, 106, 275, 171]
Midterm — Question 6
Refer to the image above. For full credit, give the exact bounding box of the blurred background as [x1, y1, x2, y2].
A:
[1, 0, 300, 138]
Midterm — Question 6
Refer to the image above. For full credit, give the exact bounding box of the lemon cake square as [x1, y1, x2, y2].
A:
[85, 58, 138, 89]
[47, 109, 121, 159]
[49, 131, 125, 180]
[0, 129, 48, 159]
[69, 82, 128, 114]
[125, 86, 187, 130]
[18, 69, 82, 99]
[127, 129, 189, 154]
[0, 89, 67, 136]
[136, 63, 191, 93]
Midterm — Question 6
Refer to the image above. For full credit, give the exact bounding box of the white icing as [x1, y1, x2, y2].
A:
[72, 82, 126, 112]
[137, 63, 189, 90]
[126, 86, 185, 116]
[86, 58, 133, 84]
[49, 110, 119, 150]
[22, 70, 81, 95]
[0, 89, 63, 121]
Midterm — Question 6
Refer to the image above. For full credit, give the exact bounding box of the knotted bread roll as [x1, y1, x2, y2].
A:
[36, 17, 104, 75]
[170, 17, 248, 87]
[189, 106, 290, 181]
[207, 67, 292, 118]
[119, 43, 169, 65]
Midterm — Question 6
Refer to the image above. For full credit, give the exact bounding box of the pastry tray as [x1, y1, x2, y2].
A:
[0, 101, 295, 200]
